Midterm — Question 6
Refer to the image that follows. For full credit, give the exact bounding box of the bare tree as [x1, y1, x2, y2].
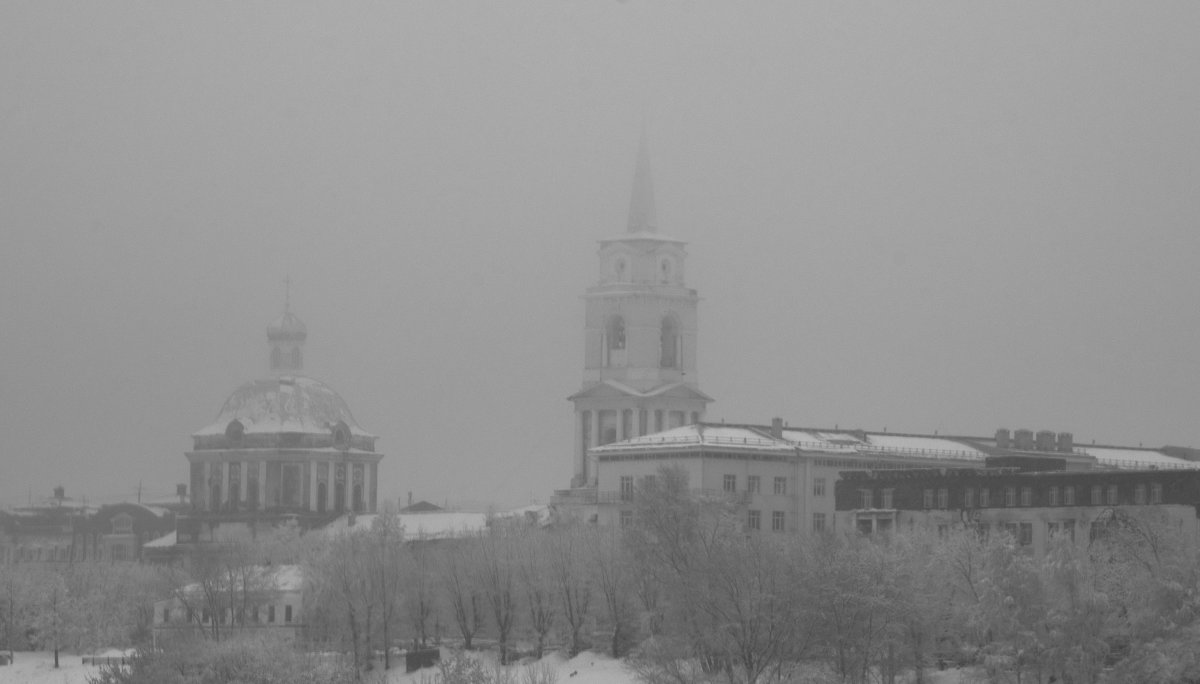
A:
[515, 526, 556, 659]
[441, 538, 483, 650]
[475, 527, 519, 664]
[547, 524, 593, 656]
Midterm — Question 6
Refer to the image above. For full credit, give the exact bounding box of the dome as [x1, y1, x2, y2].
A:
[267, 311, 307, 341]
[192, 375, 373, 441]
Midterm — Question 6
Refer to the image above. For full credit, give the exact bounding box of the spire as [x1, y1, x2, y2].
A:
[626, 124, 657, 233]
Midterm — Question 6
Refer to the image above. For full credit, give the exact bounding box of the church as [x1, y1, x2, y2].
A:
[172, 302, 384, 550]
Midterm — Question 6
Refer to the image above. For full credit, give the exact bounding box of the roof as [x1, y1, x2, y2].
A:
[193, 375, 373, 438]
[319, 512, 491, 541]
[593, 422, 1200, 470]
[400, 500, 444, 513]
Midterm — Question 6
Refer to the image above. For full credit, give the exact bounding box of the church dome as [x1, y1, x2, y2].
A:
[192, 375, 375, 450]
[267, 311, 307, 341]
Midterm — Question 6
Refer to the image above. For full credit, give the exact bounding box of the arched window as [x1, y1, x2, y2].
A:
[111, 513, 133, 535]
[604, 316, 626, 367]
[660, 316, 680, 368]
[289, 347, 302, 368]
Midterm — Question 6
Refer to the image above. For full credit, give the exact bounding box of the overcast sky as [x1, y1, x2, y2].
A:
[3, 3, 1199, 510]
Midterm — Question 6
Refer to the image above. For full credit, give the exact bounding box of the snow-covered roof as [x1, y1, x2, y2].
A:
[143, 530, 176, 548]
[1081, 446, 1200, 470]
[193, 375, 374, 438]
[592, 424, 793, 453]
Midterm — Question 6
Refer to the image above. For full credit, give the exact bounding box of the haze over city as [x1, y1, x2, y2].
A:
[3, 3, 1198, 511]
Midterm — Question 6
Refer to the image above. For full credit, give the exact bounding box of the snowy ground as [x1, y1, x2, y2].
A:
[1, 650, 982, 684]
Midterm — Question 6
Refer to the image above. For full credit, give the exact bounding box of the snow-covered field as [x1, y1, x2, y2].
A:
[0, 651, 118, 684]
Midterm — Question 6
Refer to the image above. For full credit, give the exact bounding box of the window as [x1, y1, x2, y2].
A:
[162, 607, 171, 623]
[748, 510, 761, 530]
[1047, 486, 1059, 506]
[774, 477, 787, 496]
[1134, 484, 1147, 505]
[1005, 487, 1016, 507]
[1063, 519, 1075, 540]
[963, 488, 975, 509]
[607, 316, 625, 351]
[622, 409, 633, 440]
[111, 513, 134, 535]
[1019, 522, 1033, 546]
[813, 478, 826, 497]
[268, 605, 276, 624]
[285, 605, 293, 624]
[111, 544, 128, 562]
[660, 316, 680, 368]
[747, 476, 761, 494]
[1063, 486, 1075, 506]
[1020, 487, 1032, 507]
[1150, 483, 1163, 504]
[1091, 485, 1102, 505]
[859, 489, 873, 509]
[1107, 484, 1118, 506]
[937, 488, 949, 509]
[655, 410, 664, 432]
[619, 510, 633, 528]
[639, 410, 648, 436]
[980, 488, 990, 508]
[923, 489, 934, 509]
[812, 513, 826, 532]
[772, 511, 786, 532]
[620, 476, 634, 502]
[937, 524, 949, 538]
[881, 489, 894, 508]
[723, 474, 737, 493]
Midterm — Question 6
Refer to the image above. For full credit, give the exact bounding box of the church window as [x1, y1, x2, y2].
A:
[621, 410, 632, 440]
[209, 484, 222, 512]
[317, 482, 327, 513]
[225, 420, 244, 444]
[607, 317, 625, 350]
[282, 464, 302, 508]
[598, 411, 618, 445]
[289, 347, 302, 368]
[655, 410, 663, 433]
[353, 485, 364, 513]
[111, 544, 128, 562]
[270, 347, 282, 370]
[638, 410, 647, 436]
[659, 316, 680, 368]
[285, 605, 293, 623]
[660, 258, 673, 283]
[332, 422, 350, 449]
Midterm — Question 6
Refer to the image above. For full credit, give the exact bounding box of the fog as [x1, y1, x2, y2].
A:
[3, 3, 1198, 509]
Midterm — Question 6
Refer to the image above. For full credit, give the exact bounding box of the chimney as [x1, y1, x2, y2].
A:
[995, 428, 1011, 449]
[53, 485, 65, 500]
[770, 417, 784, 439]
[1014, 429, 1035, 451]
[1057, 432, 1073, 453]
[1036, 430, 1055, 452]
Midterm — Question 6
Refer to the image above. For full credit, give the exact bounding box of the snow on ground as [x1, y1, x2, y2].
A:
[368, 649, 638, 684]
[0, 651, 111, 684]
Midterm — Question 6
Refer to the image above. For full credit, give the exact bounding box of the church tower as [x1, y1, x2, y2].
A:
[568, 131, 712, 486]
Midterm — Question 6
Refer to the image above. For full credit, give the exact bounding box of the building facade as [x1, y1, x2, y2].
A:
[834, 467, 1200, 555]
[566, 132, 711, 490]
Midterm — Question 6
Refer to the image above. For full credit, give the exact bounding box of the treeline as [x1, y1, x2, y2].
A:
[303, 467, 1200, 684]
[7, 465, 1200, 683]
[0, 561, 164, 666]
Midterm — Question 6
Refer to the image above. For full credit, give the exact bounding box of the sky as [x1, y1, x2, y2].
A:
[2, 2, 1199, 510]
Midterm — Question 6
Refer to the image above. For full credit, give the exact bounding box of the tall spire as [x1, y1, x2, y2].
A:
[626, 124, 657, 233]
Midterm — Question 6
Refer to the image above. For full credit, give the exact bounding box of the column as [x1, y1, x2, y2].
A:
[309, 460, 318, 511]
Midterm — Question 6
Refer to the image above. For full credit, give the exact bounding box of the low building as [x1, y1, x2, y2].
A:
[834, 466, 1200, 554]
[555, 420, 1200, 534]
[153, 564, 305, 641]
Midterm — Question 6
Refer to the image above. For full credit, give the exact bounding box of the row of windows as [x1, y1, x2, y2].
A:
[177, 604, 294, 625]
[720, 475, 797, 496]
[746, 510, 788, 532]
[860, 482, 1165, 510]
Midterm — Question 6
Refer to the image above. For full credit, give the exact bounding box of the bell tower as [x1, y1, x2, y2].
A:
[568, 131, 712, 486]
